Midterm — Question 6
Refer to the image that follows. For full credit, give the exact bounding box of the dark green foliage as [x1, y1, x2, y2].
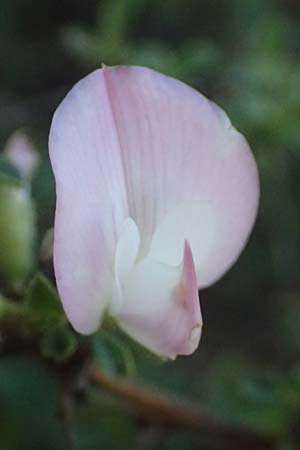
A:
[40, 322, 77, 362]
[25, 273, 63, 324]
[93, 331, 136, 377]
[0, 358, 64, 450]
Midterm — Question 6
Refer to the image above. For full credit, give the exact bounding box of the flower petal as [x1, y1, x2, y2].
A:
[103, 66, 259, 286]
[50, 65, 259, 345]
[111, 217, 140, 315]
[149, 202, 216, 281]
[49, 70, 128, 333]
[114, 241, 202, 358]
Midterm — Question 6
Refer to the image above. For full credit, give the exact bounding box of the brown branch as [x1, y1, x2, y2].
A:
[89, 367, 279, 450]
[58, 390, 77, 450]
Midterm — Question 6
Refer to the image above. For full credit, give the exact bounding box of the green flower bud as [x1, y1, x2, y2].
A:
[0, 180, 36, 290]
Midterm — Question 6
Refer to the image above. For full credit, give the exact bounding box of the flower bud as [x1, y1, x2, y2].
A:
[4, 131, 40, 179]
[0, 180, 36, 290]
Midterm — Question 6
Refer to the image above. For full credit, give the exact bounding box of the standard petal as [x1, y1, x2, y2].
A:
[49, 70, 128, 333]
[103, 66, 259, 287]
[114, 241, 202, 358]
[50, 65, 259, 346]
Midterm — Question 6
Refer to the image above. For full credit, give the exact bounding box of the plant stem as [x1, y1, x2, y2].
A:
[89, 367, 279, 450]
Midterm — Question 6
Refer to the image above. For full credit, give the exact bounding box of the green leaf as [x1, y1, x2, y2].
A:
[25, 274, 77, 361]
[25, 273, 63, 324]
[93, 337, 117, 375]
[40, 323, 77, 362]
[0, 295, 25, 321]
[93, 332, 136, 377]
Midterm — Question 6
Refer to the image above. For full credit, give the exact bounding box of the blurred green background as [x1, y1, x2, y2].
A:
[0, 0, 300, 449]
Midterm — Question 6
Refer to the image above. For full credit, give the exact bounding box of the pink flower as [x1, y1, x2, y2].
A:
[4, 131, 39, 178]
[49, 66, 259, 358]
